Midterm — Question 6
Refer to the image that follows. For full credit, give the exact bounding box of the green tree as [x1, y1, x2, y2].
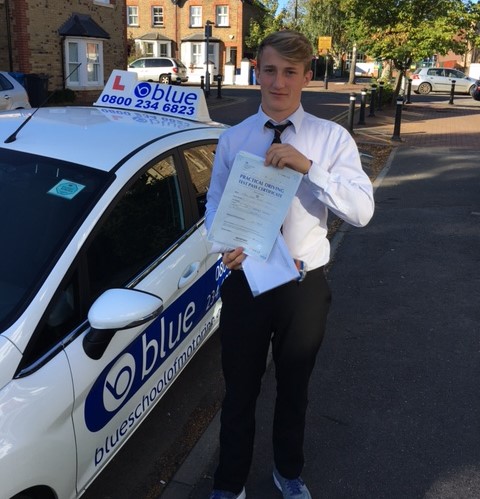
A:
[245, 0, 286, 54]
[283, 0, 352, 75]
[344, 0, 480, 97]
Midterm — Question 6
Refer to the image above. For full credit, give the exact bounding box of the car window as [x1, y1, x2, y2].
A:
[0, 73, 14, 91]
[0, 149, 110, 330]
[130, 59, 145, 69]
[182, 143, 216, 217]
[447, 69, 464, 78]
[175, 60, 187, 69]
[86, 154, 185, 302]
[21, 153, 187, 369]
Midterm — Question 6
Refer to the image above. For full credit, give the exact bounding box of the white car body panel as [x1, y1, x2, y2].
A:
[0, 337, 21, 391]
[0, 351, 77, 499]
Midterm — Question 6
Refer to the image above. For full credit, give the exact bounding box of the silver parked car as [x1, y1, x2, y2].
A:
[0, 71, 31, 110]
[128, 57, 189, 84]
[411, 67, 477, 95]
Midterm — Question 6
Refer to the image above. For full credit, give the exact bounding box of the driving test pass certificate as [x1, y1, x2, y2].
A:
[208, 150, 303, 262]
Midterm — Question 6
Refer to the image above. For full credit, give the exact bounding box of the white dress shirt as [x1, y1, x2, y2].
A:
[205, 105, 375, 271]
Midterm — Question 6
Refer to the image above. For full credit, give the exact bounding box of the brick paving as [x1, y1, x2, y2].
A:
[347, 92, 480, 149]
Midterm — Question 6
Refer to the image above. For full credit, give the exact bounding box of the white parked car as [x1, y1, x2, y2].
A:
[128, 57, 189, 84]
[0, 71, 31, 110]
[411, 67, 477, 95]
[0, 71, 228, 499]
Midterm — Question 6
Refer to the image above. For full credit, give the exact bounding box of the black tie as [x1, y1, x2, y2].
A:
[265, 120, 292, 144]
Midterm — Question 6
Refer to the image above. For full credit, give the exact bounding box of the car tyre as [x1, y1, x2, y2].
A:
[159, 74, 171, 84]
[417, 82, 432, 94]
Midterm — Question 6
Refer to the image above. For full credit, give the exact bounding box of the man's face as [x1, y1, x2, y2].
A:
[255, 45, 312, 122]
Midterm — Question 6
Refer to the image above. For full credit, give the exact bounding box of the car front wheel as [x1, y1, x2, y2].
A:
[417, 82, 432, 94]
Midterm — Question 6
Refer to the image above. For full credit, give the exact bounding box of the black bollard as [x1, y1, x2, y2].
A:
[391, 96, 404, 141]
[449, 79, 456, 105]
[200, 75, 205, 91]
[369, 84, 377, 117]
[405, 78, 412, 104]
[358, 88, 367, 125]
[216, 74, 222, 99]
[378, 81, 384, 111]
[348, 92, 356, 134]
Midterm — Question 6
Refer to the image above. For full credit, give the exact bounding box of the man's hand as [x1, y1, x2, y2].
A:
[265, 143, 312, 174]
[223, 247, 246, 270]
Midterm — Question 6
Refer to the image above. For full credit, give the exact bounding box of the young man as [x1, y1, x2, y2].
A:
[205, 31, 374, 499]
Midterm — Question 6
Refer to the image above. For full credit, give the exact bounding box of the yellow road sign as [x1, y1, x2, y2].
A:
[318, 36, 332, 51]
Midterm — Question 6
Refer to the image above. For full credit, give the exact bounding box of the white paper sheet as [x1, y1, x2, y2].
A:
[207, 150, 303, 262]
[242, 234, 300, 296]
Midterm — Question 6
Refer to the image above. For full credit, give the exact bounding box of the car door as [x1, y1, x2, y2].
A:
[64, 144, 227, 494]
[426, 68, 447, 91]
[445, 69, 469, 92]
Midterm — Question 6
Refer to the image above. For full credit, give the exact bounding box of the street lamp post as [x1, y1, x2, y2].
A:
[205, 21, 213, 97]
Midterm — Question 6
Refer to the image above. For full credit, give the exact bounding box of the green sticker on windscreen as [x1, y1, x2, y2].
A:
[48, 179, 85, 200]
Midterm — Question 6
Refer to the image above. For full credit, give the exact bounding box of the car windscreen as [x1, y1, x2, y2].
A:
[0, 149, 110, 330]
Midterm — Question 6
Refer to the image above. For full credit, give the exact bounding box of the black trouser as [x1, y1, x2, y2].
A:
[213, 267, 331, 493]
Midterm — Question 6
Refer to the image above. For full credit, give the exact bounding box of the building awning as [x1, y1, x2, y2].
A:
[137, 33, 172, 42]
[181, 34, 221, 43]
[59, 13, 110, 39]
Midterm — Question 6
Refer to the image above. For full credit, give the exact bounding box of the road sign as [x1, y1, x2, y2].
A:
[318, 36, 332, 52]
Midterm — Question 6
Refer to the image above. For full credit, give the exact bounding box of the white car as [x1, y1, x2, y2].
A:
[0, 71, 31, 110]
[128, 57, 189, 84]
[0, 71, 228, 499]
[411, 67, 477, 95]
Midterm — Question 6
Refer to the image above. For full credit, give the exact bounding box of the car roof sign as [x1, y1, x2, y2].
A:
[94, 70, 211, 122]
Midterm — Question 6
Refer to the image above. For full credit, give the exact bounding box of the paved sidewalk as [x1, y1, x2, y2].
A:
[353, 93, 480, 148]
[161, 93, 480, 499]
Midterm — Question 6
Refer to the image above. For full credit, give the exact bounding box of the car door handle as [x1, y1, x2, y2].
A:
[178, 261, 201, 289]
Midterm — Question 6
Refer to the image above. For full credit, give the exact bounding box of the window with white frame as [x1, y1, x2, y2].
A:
[159, 43, 168, 56]
[190, 6, 202, 27]
[152, 6, 164, 27]
[192, 43, 203, 66]
[127, 6, 139, 26]
[65, 38, 104, 88]
[144, 42, 154, 57]
[216, 6, 229, 26]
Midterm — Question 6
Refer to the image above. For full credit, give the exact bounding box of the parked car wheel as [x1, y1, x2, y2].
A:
[472, 81, 480, 101]
[417, 82, 432, 94]
[159, 74, 172, 84]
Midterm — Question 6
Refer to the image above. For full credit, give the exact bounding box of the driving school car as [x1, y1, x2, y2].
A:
[0, 70, 228, 499]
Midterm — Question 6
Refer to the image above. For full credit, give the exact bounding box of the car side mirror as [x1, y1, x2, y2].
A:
[83, 288, 163, 360]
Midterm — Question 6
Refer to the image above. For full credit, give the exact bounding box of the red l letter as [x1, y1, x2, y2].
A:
[113, 75, 125, 91]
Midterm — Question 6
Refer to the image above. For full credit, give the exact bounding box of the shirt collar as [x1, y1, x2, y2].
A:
[257, 104, 305, 134]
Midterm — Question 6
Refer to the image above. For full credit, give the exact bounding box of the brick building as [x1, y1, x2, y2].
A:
[0, 0, 127, 103]
[126, 0, 264, 81]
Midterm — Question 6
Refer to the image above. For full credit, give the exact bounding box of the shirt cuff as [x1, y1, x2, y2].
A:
[305, 161, 329, 189]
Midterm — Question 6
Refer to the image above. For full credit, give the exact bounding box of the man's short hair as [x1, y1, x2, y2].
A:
[257, 31, 313, 73]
